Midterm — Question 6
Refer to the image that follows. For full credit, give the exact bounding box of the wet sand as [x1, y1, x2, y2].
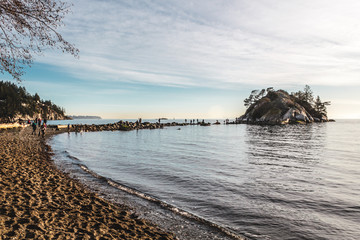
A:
[0, 127, 175, 239]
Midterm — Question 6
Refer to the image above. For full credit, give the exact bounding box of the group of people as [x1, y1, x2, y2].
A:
[31, 118, 47, 137]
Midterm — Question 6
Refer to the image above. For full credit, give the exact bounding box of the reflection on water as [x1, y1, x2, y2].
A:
[242, 124, 329, 239]
[50, 120, 360, 240]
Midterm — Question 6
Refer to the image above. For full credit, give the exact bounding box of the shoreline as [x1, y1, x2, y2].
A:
[0, 127, 175, 239]
[1, 126, 245, 240]
[49, 129, 246, 240]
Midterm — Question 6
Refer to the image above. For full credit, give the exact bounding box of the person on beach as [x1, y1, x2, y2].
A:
[38, 119, 43, 136]
[31, 121, 37, 135]
[40, 123, 47, 137]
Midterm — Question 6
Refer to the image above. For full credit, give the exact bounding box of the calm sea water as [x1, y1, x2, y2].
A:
[50, 120, 360, 240]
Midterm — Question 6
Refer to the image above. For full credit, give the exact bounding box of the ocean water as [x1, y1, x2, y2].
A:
[49, 120, 360, 240]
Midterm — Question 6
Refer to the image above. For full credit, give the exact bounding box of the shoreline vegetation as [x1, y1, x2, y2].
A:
[0, 127, 175, 239]
[0, 81, 68, 123]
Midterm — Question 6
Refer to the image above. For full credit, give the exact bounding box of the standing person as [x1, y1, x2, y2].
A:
[31, 121, 37, 135]
[40, 123, 47, 137]
[38, 118, 42, 136]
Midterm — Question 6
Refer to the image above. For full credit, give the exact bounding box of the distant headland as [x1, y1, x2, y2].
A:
[68, 115, 102, 120]
[236, 85, 334, 125]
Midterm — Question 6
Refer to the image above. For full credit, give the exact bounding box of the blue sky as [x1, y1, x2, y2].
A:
[4, 0, 360, 119]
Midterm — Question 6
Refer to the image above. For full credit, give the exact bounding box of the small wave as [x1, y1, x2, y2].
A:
[78, 164, 247, 240]
[248, 161, 309, 170]
[66, 154, 80, 162]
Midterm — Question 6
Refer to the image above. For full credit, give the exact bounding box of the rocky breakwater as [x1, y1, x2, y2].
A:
[51, 120, 190, 132]
[237, 89, 331, 125]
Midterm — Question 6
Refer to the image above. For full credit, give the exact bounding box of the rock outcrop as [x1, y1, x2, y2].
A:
[51, 121, 195, 132]
[237, 90, 329, 125]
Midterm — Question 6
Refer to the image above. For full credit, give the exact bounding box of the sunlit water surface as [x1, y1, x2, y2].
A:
[50, 120, 360, 240]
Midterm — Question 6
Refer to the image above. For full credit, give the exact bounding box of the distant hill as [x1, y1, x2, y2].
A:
[69, 115, 102, 119]
[0, 81, 68, 123]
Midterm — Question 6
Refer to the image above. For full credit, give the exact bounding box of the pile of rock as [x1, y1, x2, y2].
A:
[51, 121, 192, 132]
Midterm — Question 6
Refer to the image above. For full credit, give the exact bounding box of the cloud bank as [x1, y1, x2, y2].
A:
[39, 0, 360, 88]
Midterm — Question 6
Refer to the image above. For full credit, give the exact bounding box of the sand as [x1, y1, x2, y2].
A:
[0, 127, 175, 239]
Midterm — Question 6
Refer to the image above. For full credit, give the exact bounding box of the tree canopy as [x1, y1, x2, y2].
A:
[243, 87, 274, 107]
[0, 80, 65, 122]
[0, 0, 78, 81]
[314, 95, 331, 115]
[292, 85, 314, 103]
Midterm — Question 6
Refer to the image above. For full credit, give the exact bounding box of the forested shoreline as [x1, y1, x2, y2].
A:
[0, 81, 67, 123]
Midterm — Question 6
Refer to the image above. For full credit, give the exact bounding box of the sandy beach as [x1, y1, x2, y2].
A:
[0, 127, 175, 239]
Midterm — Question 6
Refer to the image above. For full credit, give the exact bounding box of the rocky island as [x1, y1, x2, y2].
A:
[237, 86, 332, 125]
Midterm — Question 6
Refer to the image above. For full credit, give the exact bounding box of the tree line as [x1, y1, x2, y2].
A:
[0, 80, 65, 122]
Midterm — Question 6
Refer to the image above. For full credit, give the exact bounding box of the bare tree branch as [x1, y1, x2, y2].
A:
[0, 0, 79, 82]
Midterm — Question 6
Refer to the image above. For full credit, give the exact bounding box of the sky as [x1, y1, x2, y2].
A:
[4, 0, 360, 119]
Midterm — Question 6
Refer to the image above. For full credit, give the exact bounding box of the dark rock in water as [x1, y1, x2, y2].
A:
[213, 120, 221, 125]
[237, 90, 329, 125]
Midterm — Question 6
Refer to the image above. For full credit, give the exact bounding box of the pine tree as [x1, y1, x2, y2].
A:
[243, 88, 274, 108]
[314, 95, 330, 115]
[303, 85, 314, 103]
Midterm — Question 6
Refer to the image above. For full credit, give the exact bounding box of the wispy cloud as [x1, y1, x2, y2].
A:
[37, 0, 360, 88]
